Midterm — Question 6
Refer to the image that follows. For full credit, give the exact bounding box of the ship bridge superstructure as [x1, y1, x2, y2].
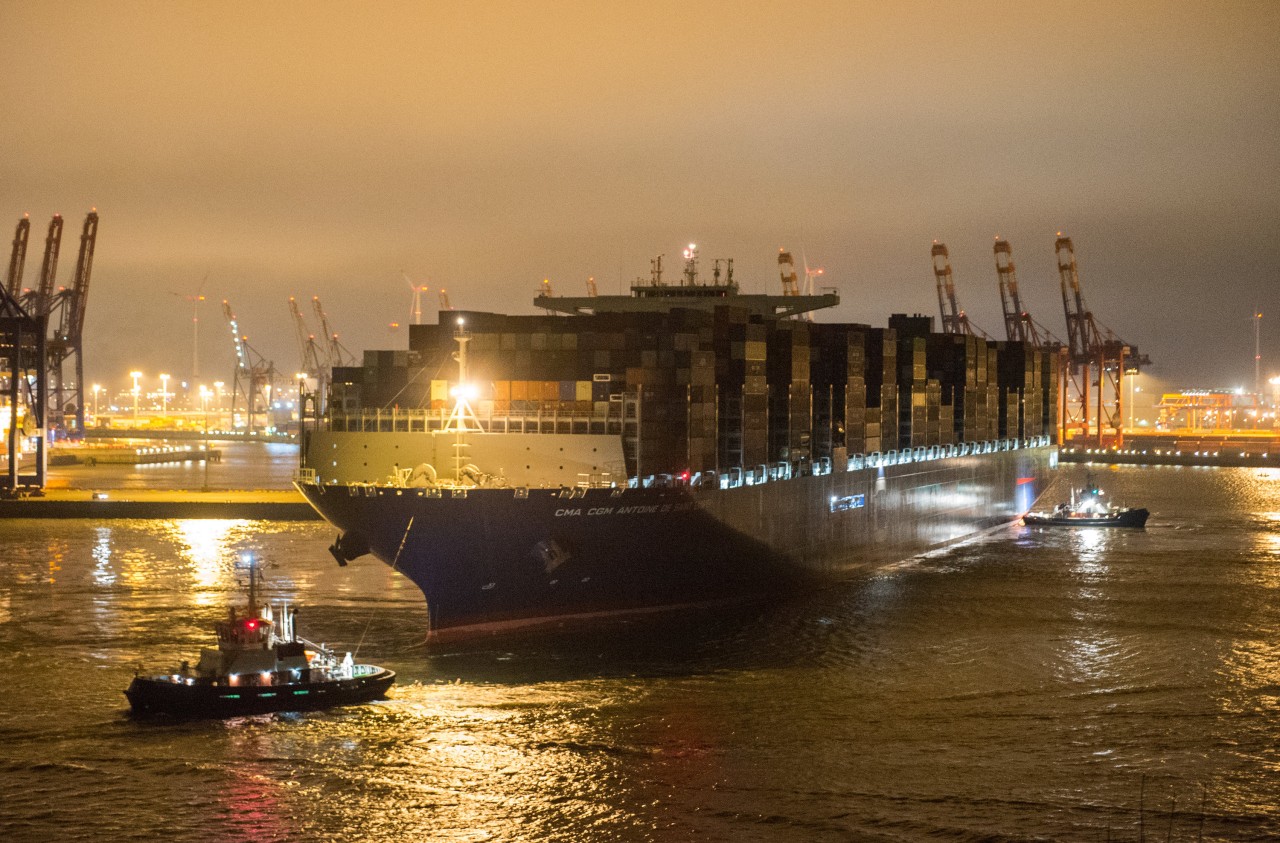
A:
[534, 247, 838, 320]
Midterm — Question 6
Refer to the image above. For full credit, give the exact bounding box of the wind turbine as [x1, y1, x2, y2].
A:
[402, 271, 430, 325]
[801, 250, 824, 322]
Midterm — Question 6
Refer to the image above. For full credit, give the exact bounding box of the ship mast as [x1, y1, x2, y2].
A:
[443, 316, 482, 481]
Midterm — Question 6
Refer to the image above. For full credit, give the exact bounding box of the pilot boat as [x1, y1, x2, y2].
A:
[125, 556, 394, 718]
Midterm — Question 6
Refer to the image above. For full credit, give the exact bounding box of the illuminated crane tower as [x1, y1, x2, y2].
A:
[2, 223, 47, 493]
[931, 242, 989, 337]
[46, 211, 98, 436]
[222, 299, 276, 431]
[1056, 234, 1150, 446]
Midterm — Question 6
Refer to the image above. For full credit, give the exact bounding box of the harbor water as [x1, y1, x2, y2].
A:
[1, 457, 1278, 841]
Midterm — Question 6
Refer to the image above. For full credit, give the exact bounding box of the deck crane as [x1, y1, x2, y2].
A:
[222, 299, 276, 431]
[311, 297, 356, 367]
[931, 242, 990, 338]
[6, 216, 30, 300]
[1055, 234, 1150, 447]
[46, 211, 98, 435]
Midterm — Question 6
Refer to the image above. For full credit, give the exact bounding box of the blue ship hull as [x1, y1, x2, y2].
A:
[297, 444, 1054, 635]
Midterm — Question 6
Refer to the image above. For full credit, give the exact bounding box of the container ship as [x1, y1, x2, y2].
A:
[295, 248, 1058, 635]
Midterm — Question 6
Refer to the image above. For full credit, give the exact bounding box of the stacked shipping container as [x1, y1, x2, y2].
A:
[327, 308, 1058, 477]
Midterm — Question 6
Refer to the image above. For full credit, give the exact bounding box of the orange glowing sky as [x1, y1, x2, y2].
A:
[3, 2, 1278, 391]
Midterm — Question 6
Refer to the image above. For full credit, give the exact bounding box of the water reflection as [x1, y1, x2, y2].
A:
[169, 520, 252, 604]
[92, 526, 115, 587]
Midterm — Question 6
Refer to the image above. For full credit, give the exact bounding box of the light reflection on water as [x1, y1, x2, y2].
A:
[169, 519, 253, 601]
[1, 465, 1279, 840]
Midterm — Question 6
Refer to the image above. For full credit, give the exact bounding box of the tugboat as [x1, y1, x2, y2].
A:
[1022, 473, 1149, 528]
[125, 556, 395, 718]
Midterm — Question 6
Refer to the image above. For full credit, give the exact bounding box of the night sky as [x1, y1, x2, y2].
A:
[3, 2, 1278, 399]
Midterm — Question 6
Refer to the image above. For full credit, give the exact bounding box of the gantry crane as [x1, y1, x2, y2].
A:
[993, 238, 1059, 349]
[289, 296, 328, 415]
[45, 211, 98, 435]
[1056, 234, 1150, 446]
[222, 299, 276, 431]
[5, 216, 29, 300]
[311, 297, 356, 368]
[21, 215, 63, 320]
[288, 297, 326, 374]
[931, 242, 990, 337]
[992, 237, 1068, 444]
[1, 236, 46, 493]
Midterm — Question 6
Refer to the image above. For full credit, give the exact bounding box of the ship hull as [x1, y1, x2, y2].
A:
[297, 444, 1054, 634]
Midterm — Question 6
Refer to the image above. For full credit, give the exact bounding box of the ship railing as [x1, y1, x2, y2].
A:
[637, 434, 1054, 493]
[323, 405, 625, 437]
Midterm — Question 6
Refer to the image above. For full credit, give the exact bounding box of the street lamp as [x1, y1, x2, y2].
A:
[159, 373, 170, 417]
[91, 384, 102, 423]
[130, 371, 142, 424]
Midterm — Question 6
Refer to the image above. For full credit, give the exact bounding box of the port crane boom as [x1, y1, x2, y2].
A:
[289, 296, 326, 375]
[222, 299, 276, 431]
[931, 242, 990, 338]
[993, 238, 1060, 349]
[6, 216, 30, 300]
[289, 296, 328, 414]
[311, 297, 355, 368]
[46, 212, 98, 435]
[1055, 234, 1150, 446]
[23, 215, 63, 320]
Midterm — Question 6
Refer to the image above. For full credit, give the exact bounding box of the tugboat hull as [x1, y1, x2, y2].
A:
[1022, 507, 1149, 528]
[125, 668, 395, 719]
